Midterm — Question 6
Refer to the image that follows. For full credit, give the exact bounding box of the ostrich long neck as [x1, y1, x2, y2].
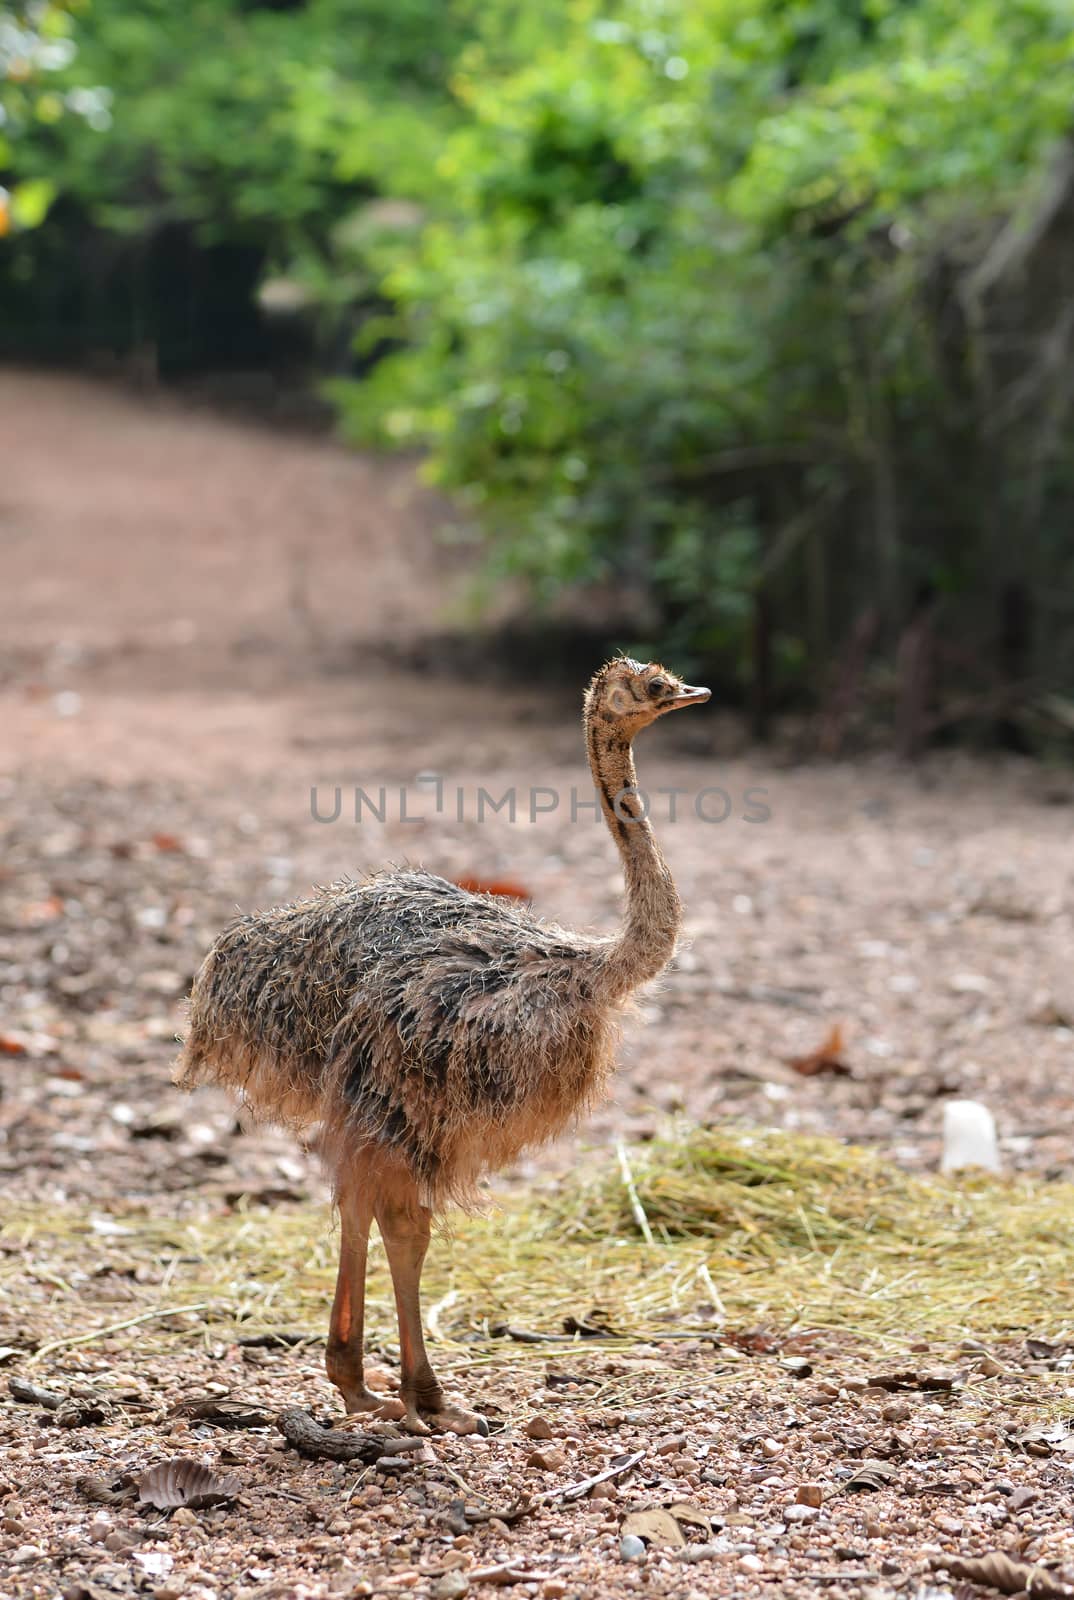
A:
[587, 712, 682, 1000]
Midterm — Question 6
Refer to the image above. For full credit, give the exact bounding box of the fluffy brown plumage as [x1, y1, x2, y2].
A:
[177, 870, 619, 1211]
[176, 657, 709, 1435]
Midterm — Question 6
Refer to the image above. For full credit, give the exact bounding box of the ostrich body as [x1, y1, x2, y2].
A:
[177, 658, 709, 1434]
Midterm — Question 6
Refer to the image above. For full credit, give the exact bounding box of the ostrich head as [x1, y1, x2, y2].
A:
[585, 657, 711, 731]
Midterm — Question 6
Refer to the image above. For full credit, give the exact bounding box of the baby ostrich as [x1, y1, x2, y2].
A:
[176, 658, 709, 1435]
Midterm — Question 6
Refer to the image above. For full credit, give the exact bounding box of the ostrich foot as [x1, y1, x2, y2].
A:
[402, 1398, 489, 1437]
[339, 1384, 407, 1422]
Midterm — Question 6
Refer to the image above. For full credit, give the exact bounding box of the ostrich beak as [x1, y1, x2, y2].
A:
[668, 684, 711, 711]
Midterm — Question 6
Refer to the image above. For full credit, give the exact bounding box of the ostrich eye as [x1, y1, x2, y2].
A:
[648, 678, 667, 697]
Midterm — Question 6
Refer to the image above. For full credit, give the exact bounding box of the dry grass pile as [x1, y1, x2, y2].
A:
[3, 1128, 1073, 1370]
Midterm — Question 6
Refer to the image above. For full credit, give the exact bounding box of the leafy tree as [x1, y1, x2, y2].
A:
[0, 0, 98, 231]
[331, 0, 1074, 718]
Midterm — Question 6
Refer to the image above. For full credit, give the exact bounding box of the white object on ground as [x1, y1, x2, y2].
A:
[942, 1099, 1001, 1174]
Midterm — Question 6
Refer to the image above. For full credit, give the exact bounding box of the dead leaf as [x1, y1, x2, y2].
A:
[621, 1509, 688, 1549]
[56, 1396, 110, 1428]
[76, 1473, 139, 1507]
[725, 1327, 781, 1355]
[868, 1369, 959, 1392]
[932, 1550, 1074, 1598]
[1008, 1421, 1072, 1458]
[454, 877, 530, 901]
[19, 896, 63, 926]
[666, 1502, 713, 1536]
[136, 1459, 241, 1511]
[168, 1397, 272, 1430]
[458, 1497, 534, 1529]
[788, 1021, 852, 1077]
[846, 1459, 898, 1491]
[562, 1312, 619, 1338]
[1026, 1336, 1070, 1363]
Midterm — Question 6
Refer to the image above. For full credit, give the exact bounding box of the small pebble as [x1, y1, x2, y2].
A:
[542, 1584, 568, 1599]
[882, 1401, 911, 1423]
[739, 1554, 764, 1574]
[12, 1545, 42, 1564]
[795, 1485, 824, 1509]
[761, 1438, 783, 1458]
[620, 1534, 646, 1561]
[432, 1575, 470, 1600]
[656, 1434, 687, 1456]
[783, 1504, 817, 1524]
[104, 1531, 140, 1553]
[525, 1416, 556, 1440]
[527, 1448, 567, 1472]
[171, 1508, 198, 1528]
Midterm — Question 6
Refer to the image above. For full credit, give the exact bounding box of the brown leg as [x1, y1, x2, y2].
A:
[326, 1173, 404, 1419]
[375, 1175, 487, 1437]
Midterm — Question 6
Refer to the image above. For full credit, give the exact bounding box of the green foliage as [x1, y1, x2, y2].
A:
[6, 0, 481, 239]
[0, 1, 89, 231]
[331, 0, 1074, 700]
[0, 1, 519, 366]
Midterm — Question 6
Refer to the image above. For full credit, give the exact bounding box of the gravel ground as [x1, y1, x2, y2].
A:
[2, 369, 1074, 1600]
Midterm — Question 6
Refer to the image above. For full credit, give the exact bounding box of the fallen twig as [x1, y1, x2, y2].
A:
[436, 1462, 480, 1499]
[489, 1324, 565, 1344]
[8, 1375, 64, 1409]
[467, 1564, 554, 1587]
[276, 1407, 425, 1464]
[236, 1331, 315, 1349]
[537, 1449, 645, 1507]
[616, 1140, 655, 1246]
[29, 1302, 209, 1363]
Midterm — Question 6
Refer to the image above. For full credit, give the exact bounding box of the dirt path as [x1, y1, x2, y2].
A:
[3, 370, 1074, 1600]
